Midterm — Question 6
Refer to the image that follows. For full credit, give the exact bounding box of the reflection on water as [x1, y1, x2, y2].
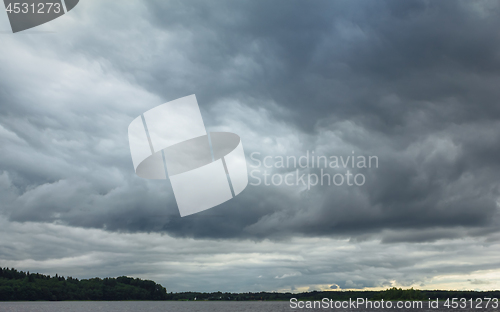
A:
[0, 301, 498, 312]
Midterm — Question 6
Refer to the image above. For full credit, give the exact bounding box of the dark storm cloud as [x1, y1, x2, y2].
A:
[137, 0, 500, 131]
[1, 0, 500, 245]
[3, 217, 500, 292]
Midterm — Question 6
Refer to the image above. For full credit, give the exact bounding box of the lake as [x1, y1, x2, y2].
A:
[0, 301, 498, 311]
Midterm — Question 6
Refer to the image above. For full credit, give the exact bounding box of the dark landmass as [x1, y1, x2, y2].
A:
[0, 267, 167, 301]
[1, 267, 499, 301]
[169, 288, 500, 302]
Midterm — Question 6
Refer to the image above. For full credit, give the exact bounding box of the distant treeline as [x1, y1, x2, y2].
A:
[1, 267, 499, 301]
[167, 288, 500, 301]
[0, 267, 167, 301]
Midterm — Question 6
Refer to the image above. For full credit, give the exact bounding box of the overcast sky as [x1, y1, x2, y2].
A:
[2, 0, 500, 292]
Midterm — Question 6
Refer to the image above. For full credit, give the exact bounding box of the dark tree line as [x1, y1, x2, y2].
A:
[1, 268, 499, 301]
[0, 267, 167, 301]
[165, 288, 500, 301]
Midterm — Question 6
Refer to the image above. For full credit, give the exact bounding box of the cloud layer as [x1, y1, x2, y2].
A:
[1, 0, 500, 291]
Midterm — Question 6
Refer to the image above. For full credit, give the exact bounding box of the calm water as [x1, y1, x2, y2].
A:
[0, 301, 497, 312]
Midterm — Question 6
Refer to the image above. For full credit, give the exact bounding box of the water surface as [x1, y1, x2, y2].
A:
[0, 301, 497, 311]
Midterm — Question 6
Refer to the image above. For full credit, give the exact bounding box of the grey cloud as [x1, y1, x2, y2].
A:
[469, 279, 492, 285]
[1, 1, 499, 242]
[2, 217, 500, 292]
[1, 1, 500, 292]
